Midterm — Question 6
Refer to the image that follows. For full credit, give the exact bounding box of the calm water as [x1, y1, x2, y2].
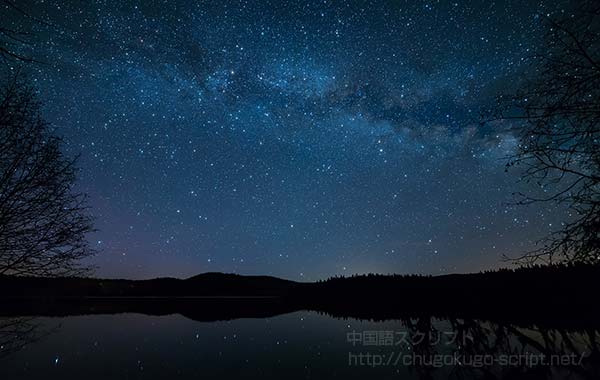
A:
[1, 311, 598, 379]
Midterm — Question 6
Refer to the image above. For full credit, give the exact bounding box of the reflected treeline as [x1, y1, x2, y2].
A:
[0, 317, 54, 360]
[0, 307, 598, 379]
[344, 315, 600, 380]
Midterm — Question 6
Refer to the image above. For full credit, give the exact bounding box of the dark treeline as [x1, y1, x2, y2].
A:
[1, 263, 599, 328]
[304, 263, 599, 328]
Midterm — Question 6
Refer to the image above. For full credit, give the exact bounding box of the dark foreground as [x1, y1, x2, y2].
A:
[1, 264, 599, 327]
[1, 264, 599, 379]
[1, 311, 596, 380]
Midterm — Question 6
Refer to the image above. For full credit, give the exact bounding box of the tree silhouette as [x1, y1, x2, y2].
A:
[497, 1, 600, 265]
[0, 0, 47, 64]
[0, 73, 95, 276]
[0, 317, 52, 359]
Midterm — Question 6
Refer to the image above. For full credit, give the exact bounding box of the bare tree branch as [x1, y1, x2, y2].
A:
[494, 1, 600, 265]
[0, 72, 96, 276]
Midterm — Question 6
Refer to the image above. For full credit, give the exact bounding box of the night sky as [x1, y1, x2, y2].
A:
[6, 0, 570, 280]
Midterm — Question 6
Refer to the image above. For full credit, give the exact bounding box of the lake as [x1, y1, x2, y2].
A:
[1, 311, 598, 379]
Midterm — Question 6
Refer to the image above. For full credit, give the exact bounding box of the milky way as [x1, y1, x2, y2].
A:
[5, 0, 571, 279]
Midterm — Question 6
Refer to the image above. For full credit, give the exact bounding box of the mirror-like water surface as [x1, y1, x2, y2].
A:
[1, 312, 598, 379]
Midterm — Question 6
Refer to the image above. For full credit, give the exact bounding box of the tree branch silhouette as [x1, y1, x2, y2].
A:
[0, 0, 48, 64]
[0, 73, 95, 276]
[493, 1, 600, 265]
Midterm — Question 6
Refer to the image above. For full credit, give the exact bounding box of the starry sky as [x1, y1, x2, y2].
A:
[5, 0, 571, 280]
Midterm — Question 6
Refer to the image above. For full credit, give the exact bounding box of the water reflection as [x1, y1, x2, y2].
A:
[1, 312, 598, 379]
[0, 317, 55, 360]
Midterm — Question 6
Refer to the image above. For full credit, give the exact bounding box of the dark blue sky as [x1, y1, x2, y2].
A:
[7, 0, 570, 279]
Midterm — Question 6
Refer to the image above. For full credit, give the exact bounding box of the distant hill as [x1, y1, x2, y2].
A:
[1, 263, 599, 327]
[0, 272, 299, 298]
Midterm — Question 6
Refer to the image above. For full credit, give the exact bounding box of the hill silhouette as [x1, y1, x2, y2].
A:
[1, 263, 599, 328]
[0, 272, 297, 298]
